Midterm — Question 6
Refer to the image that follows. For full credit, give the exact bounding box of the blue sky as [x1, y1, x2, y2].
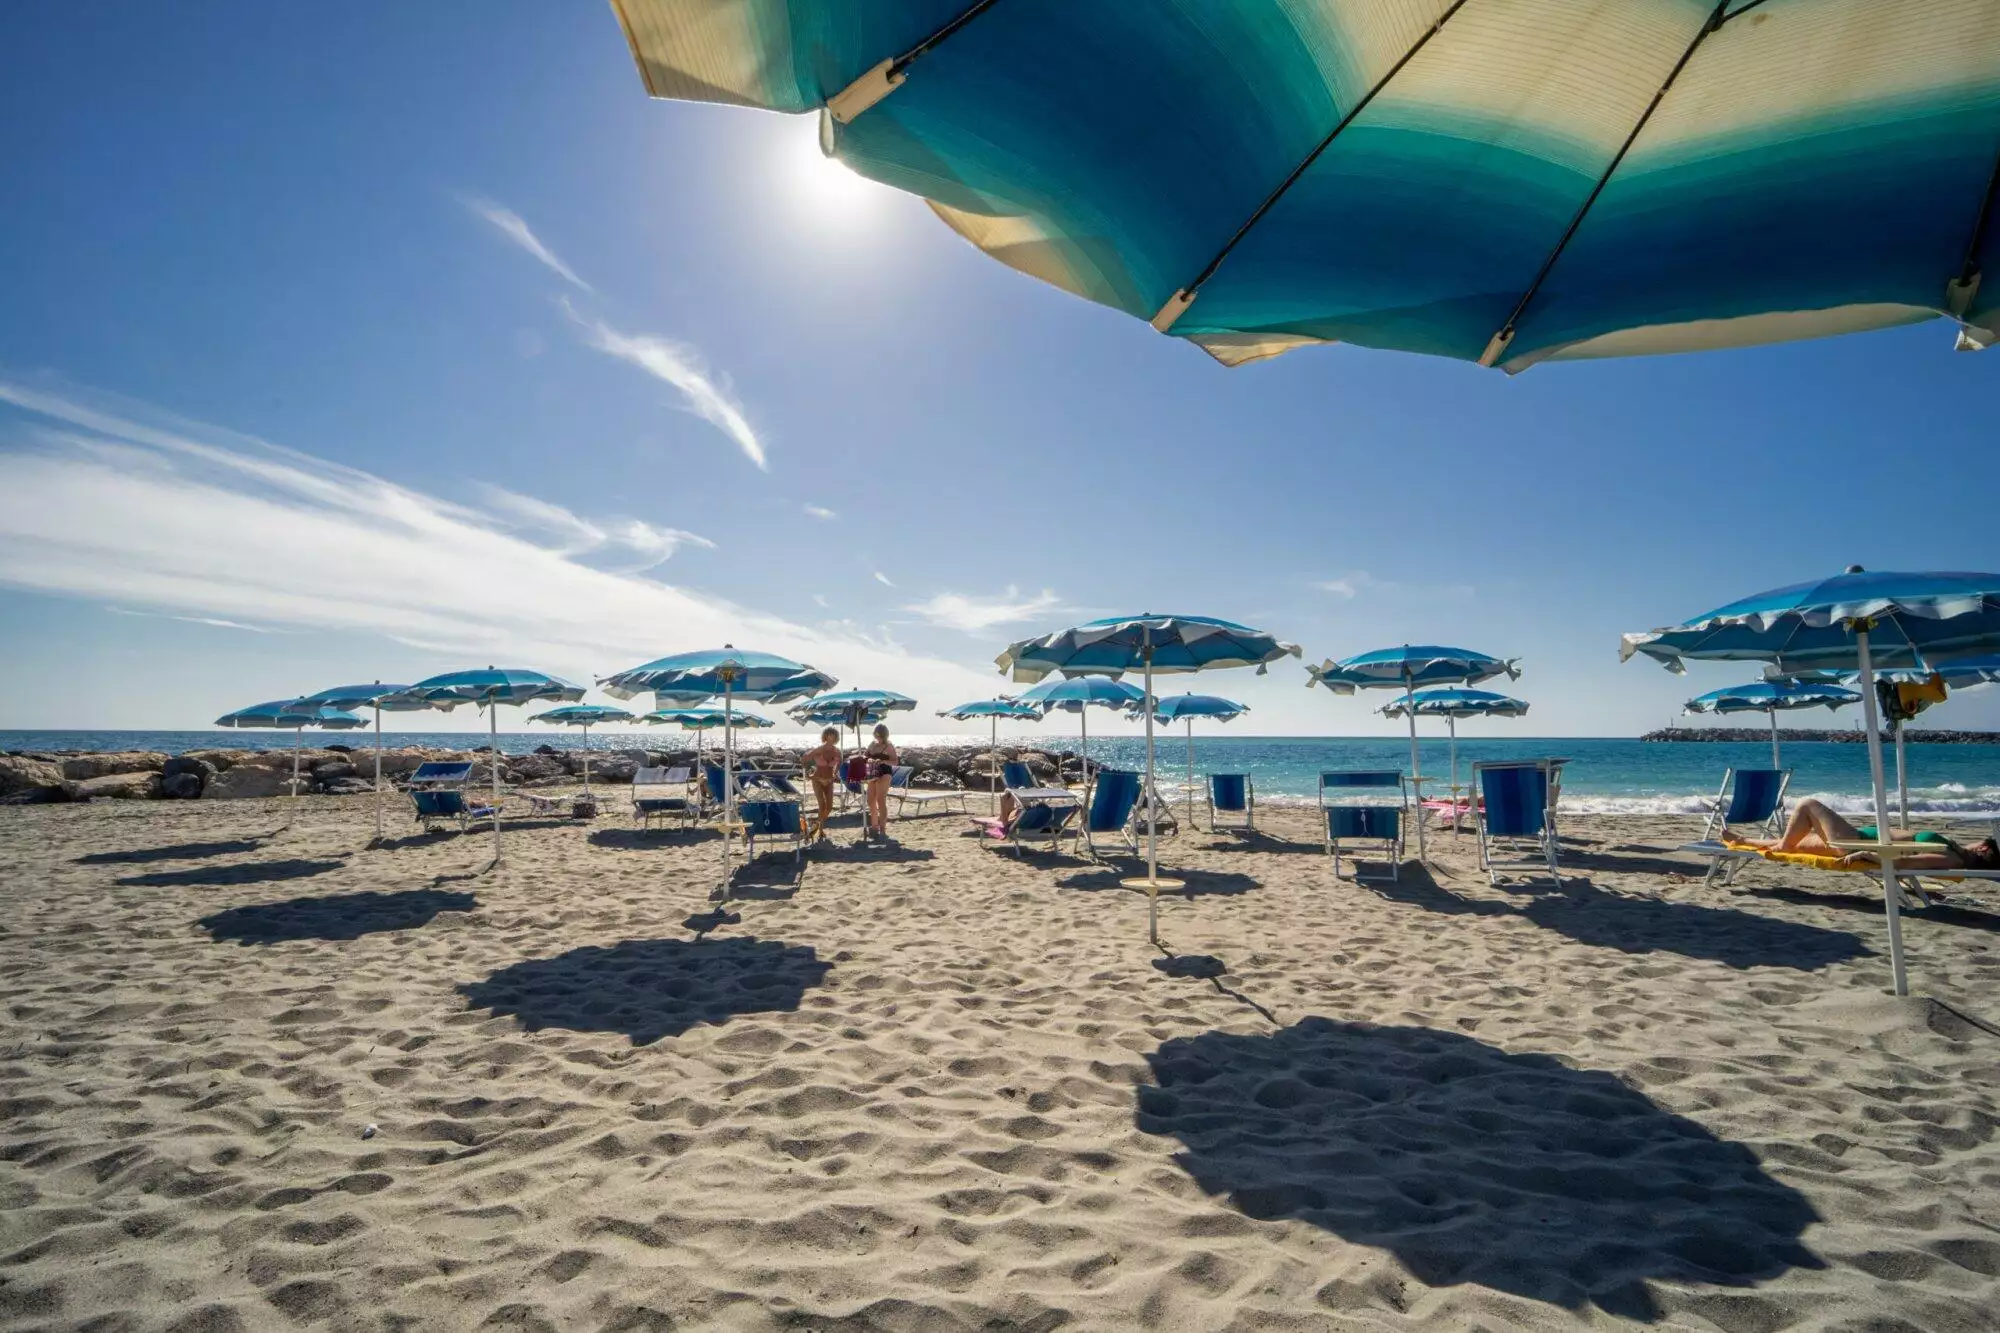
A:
[2, 3, 1997, 738]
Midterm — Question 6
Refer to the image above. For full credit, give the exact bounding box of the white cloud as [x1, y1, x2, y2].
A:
[1313, 570, 1473, 602]
[904, 586, 1063, 634]
[812, 594, 830, 608]
[873, 571, 895, 588]
[1312, 578, 1360, 598]
[569, 304, 767, 472]
[107, 606, 279, 633]
[0, 380, 1000, 715]
[474, 484, 711, 572]
[465, 198, 592, 291]
[803, 505, 836, 520]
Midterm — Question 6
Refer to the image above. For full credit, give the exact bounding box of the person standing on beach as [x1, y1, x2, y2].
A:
[800, 727, 841, 842]
[864, 723, 899, 840]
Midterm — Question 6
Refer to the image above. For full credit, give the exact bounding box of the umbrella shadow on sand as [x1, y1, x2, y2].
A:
[1057, 866, 1260, 898]
[460, 937, 832, 1045]
[200, 889, 477, 944]
[1139, 1019, 1822, 1320]
[78, 839, 267, 865]
[119, 857, 349, 888]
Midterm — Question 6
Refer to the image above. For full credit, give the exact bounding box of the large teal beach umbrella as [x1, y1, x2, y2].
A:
[641, 706, 775, 767]
[938, 697, 1042, 810]
[1623, 566, 2000, 996]
[602, 647, 835, 897]
[527, 703, 639, 794]
[1683, 680, 1860, 768]
[217, 699, 368, 831]
[394, 668, 586, 865]
[1379, 687, 1531, 833]
[1310, 647, 1520, 860]
[999, 614, 1299, 942]
[293, 682, 424, 841]
[611, 3, 2000, 368]
[1140, 693, 1252, 830]
[1014, 676, 1147, 813]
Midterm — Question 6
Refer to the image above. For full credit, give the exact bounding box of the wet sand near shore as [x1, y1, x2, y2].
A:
[2, 794, 1997, 1331]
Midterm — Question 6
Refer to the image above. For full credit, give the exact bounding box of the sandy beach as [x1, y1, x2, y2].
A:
[2, 792, 1998, 1331]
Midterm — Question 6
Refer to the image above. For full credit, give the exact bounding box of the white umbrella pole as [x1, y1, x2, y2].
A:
[1145, 655, 1159, 936]
[373, 703, 385, 844]
[1448, 715, 1460, 838]
[489, 703, 503, 865]
[722, 677, 736, 897]
[990, 713, 1000, 815]
[582, 725, 591, 794]
[1855, 628, 1907, 997]
[1405, 676, 1425, 861]
[1185, 718, 1196, 831]
[290, 726, 302, 830]
[1080, 706, 1090, 809]
[1894, 720, 1909, 827]
[1770, 708, 1782, 770]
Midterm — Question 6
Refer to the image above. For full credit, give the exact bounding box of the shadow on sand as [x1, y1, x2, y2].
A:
[119, 857, 349, 888]
[1742, 884, 2000, 934]
[587, 826, 722, 851]
[1139, 1019, 1822, 1319]
[77, 839, 267, 865]
[460, 936, 831, 1044]
[200, 889, 477, 944]
[1057, 866, 1260, 898]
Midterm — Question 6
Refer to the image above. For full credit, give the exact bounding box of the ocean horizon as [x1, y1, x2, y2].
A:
[9, 730, 1998, 818]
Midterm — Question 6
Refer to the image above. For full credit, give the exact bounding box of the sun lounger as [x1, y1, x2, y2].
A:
[1680, 836, 2000, 910]
[1685, 767, 1791, 884]
[406, 761, 498, 833]
[1474, 759, 1563, 886]
[888, 765, 967, 817]
[1078, 768, 1144, 858]
[632, 765, 700, 830]
[1320, 770, 1405, 882]
[1207, 773, 1254, 834]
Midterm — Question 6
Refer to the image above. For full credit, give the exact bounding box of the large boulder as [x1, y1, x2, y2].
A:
[373, 749, 440, 781]
[158, 772, 204, 800]
[201, 764, 295, 800]
[60, 751, 167, 781]
[0, 756, 72, 803]
[588, 756, 640, 785]
[312, 761, 359, 783]
[74, 771, 163, 800]
[505, 753, 567, 783]
[320, 777, 375, 797]
[180, 749, 246, 773]
[163, 755, 217, 783]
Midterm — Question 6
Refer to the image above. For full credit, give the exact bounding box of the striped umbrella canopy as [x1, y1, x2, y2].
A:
[216, 700, 367, 830]
[601, 647, 834, 897]
[787, 689, 916, 756]
[610, 2, 2000, 369]
[1379, 688, 1532, 813]
[1623, 566, 2000, 997]
[641, 707, 775, 765]
[396, 668, 587, 865]
[998, 614, 1299, 941]
[1014, 676, 1149, 813]
[1310, 647, 1519, 860]
[527, 703, 639, 794]
[1684, 680, 1860, 766]
[938, 698, 1042, 805]
[294, 682, 425, 842]
[1139, 693, 1251, 828]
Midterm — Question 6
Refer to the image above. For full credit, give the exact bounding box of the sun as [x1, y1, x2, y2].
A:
[779, 115, 892, 227]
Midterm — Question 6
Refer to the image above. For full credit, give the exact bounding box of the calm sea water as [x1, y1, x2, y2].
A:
[6, 730, 1998, 817]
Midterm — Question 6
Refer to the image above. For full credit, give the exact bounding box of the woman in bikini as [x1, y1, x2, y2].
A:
[799, 727, 841, 841]
[864, 724, 899, 840]
[1740, 798, 2000, 871]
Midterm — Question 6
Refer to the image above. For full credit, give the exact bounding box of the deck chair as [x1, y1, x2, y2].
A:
[739, 798, 805, 862]
[1005, 798, 1079, 856]
[1320, 771, 1406, 882]
[1682, 768, 1791, 884]
[1077, 768, 1144, 858]
[1002, 760, 1038, 793]
[1680, 837, 2000, 909]
[1474, 760, 1562, 886]
[888, 765, 968, 817]
[406, 762, 499, 833]
[631, 765, 700, 830]
[1207, 773, 1254, 835]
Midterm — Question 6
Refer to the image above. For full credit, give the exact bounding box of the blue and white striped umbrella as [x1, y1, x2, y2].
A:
[1140, 693, 1251, 828]
[787, 689, 916, 754]
[396, 668, 587, 864]
[1014, 676, 1149, 813]
[1378, 688, 1533, 815]
[217, 699, 367, 829]
[294, 682, 425, 841]
[1623, 566, 2000, 997]
[642, 707, 776, 731]
[1683, 679, 1860, 768]
[528, 703, 639, 794]
[998, 614, 1298, 938]
[938, 698, 1042, 805]
[610, 3, 2000, 367]
[1310, 647, 1519, 860]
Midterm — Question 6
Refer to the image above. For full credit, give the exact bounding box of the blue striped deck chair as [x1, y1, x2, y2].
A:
[407, 762, 496, 833]
[1682, 767, 1792, 885]
[1078, 768, 1144, 858]
[1207, 773, 1254, 835]
[1007, 798, 1079, 857]
[1320, 771, 1406, 882]
[632, 766, 699, 830]
[1474, 760, 1562, 887]
[739, 798, 804, 862]
[1002, 760, 1037, 793]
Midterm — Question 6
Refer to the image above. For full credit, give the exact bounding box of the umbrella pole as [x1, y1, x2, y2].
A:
[990, 714, 1000, 815]
[1894, 720, 1909, 826]
[1404, 675, 1425, 862]
[489, 703, 503, 866]
[1855, 627, 1907, 997]
[1080, 706, 1090, 810]
[1448, 715, 1460, 838]
[290, 726, 302, 831]
[373, 704, 385, 844]
[1146, 655, 1158, 937]
[721, 677, 736, 898]
[1770, 708, 1782, 770]
[1185, 719, 1195, 831]
[582, 725, 591, 794]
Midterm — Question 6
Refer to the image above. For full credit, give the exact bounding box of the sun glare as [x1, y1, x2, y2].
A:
[779, 116, 891, 230]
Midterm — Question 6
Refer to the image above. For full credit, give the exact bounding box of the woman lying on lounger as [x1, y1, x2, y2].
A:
[1738, 798, 2000, 871]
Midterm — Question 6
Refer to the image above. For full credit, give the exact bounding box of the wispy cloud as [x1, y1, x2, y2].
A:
[107, 606, 279, 633]
[803, 505, 836, 520]
[904, 586, 1063, 634]
[464, 198, 592, 291]
[1311, 577, 1361, 598]
[1311, 570, 1473, 602]
[812, 594, 830, 608]
[873, 571, 895, 588]
[0, 379, 999, 710]
[475, 484, 712, 573]
[568, 304, 767, 472]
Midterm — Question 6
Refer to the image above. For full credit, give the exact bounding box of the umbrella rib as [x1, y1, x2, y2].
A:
[1149, 0, 1475, 331]
[1950, 138, 2000, 307]
[894, 0, 1003, 74]
[1477, 0, 1730, 367]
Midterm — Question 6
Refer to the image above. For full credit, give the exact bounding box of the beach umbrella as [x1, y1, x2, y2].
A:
[1683, 680, 1859, 769]
[611, 4, 2000, 370]
[526, 703, 639, 794]
[216, 700, 368, 830]
[1141, 693, 1251, 830]
[1309, 647, 1519, 860]
[640, 706, 775, 766]
[293, 682, 425, 842]
[999, 615, 1299, 942]
[602, 647, 835, 897]
[393, 668, 586, 866]
[938, 697, 1042, 811]
[787, 688, 916, 756]
[1378, 687, 1530, 831]
[1014, 676, 1147, 814]
[1623, 566, 2000, 997]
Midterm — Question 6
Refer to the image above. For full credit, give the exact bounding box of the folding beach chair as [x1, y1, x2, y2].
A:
[1078, 768, 1144, 858]
[840, 755, 872, 811]
[888, 765, 969, 818]
[1002, 760, 1038, 793]
[1474, 760, 1563, 887]
[406, 761, 498, 833]
[1006, 798, 1080, 856]
[1207, 773, 1254, 835]
[1680, 767, 1792, 884]
[631, 765, 700, 830]
[1679, 838, 2000, 910]
[1320, 771, 1406, 882]
[739, 798, 805, 862]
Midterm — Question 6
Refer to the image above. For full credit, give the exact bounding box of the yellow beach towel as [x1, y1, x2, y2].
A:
[1720, 837, 1850, 872]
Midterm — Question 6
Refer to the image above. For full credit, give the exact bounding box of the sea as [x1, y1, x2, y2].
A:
[7, 731, 1999, 818]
